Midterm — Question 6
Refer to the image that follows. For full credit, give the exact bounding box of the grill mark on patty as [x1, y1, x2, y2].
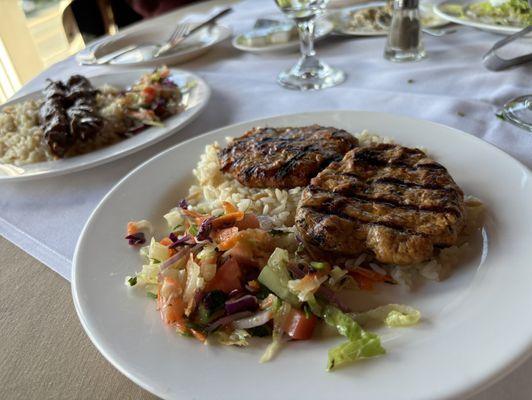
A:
[339, 172, 460, 195]
[306, 184, 462, 218]
[351, 153, 447, 171]
[298, 204, 428, 238]
[219, 125, 358, 189]
[371, 176, 460, 194]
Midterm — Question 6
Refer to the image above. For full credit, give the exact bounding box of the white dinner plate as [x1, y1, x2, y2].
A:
[331, 2, 449, 36]
[77, 24, 232, 67]
[73, 111, 532, 400]
[232, 19, 334, 53]
[0, 68, 210, 181]
[434, 0, 525, 35]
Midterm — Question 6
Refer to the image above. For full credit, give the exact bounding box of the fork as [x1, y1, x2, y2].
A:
[153, 7, 232, 58]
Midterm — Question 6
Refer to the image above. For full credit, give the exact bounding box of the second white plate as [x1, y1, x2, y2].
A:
[0, 68, 210, 181]
[73, 110, 532, 400]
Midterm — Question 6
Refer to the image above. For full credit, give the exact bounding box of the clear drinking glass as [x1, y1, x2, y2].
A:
[502, 96, 532, 132]
[274, 0, 345, 90]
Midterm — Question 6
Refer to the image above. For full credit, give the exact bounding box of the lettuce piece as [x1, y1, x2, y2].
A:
[148, 238, 170, 263]
[352, 304, 421, 328]
[258, 248, 299, 306]
[260, 300, 290, 363]
[322, 305, 385, 371]
[213, 329, 250, 346]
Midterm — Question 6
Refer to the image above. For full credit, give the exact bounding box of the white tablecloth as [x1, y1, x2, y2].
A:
[1, 1, 532, 397]
[8, 0, 532, 279]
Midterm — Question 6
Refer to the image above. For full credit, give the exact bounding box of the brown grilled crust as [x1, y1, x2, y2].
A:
[295, 143, 465, 265]
[218, 125, 359, 189]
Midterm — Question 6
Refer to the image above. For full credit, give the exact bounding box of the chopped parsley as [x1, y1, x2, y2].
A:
[457, 111, 466, 117]
[147, 292, 158, 299]
[127, 276, 137, 286]
[150, 258, 161, 264]
[269, 229, 288, 236]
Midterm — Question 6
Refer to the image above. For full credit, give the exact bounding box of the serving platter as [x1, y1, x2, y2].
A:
[0, 68, 210, 181]
[73, 110, 532, 400]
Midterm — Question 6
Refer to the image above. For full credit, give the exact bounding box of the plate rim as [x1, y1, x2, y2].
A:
[0, 67, 211, 181]
[72, 110, 532, 400]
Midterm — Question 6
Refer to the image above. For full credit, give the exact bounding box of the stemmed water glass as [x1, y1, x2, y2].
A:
[274, 0, 346, 90]
[499, 0, 532, 132]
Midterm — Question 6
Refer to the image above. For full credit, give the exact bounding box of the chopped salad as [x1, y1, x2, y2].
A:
[444, 0, 531, 26]
[106, 66, 183, 135]
[125, 200, 420, 370]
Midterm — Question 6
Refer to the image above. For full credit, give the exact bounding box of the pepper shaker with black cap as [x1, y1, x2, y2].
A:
[384, 0, 426, 62]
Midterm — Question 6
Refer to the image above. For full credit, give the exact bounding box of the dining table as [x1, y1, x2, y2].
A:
[1, 0, 532, 398]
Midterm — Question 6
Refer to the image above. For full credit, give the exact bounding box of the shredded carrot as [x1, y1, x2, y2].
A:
[175, 321, 189, 335]
[216, 228, 240, 251]
[212, 212, 245, 229]
[160, 237, 173, 246]
[222, 201, 238, 214]
[182, 209, 206, 219]
[126, 222, 138, 236]
[353, 266, 393, 283]
[190, 329, 207, 343]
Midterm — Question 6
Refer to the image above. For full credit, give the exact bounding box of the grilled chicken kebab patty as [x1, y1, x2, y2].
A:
[295, 143, 465, 265]
[219, 125, 359, 189]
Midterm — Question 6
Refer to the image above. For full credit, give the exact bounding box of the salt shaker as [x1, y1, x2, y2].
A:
[384, 0, 426, 62]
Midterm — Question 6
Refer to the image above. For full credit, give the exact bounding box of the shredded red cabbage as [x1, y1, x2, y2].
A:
[178, 199, 188, 209]
[232, 310, 273, 330]
[225, 294, 258, 315]
[125, 232, 146, 245]
[160, 247, 190, 272]
[206, 311, 254, 332]
[196, 217, 215, 241]
[169, 234, 193, 249]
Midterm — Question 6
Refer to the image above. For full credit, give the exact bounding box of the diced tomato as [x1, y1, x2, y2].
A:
[349, 272, 374, 291]
[226, 241, 255, 267]
[235, 213, 261, 230]
[206, 257, 242, 294]
[142, 86, 157, 104]
[283, 309, 317, 340]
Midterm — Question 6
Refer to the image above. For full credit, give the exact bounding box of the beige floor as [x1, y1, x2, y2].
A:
[0, 237, 156, 399]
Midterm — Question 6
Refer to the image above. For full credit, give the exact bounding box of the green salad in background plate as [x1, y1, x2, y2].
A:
[443, 0, 531, 27]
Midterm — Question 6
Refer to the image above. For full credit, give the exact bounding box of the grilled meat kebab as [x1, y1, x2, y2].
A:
[39, 75, 102, 157]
